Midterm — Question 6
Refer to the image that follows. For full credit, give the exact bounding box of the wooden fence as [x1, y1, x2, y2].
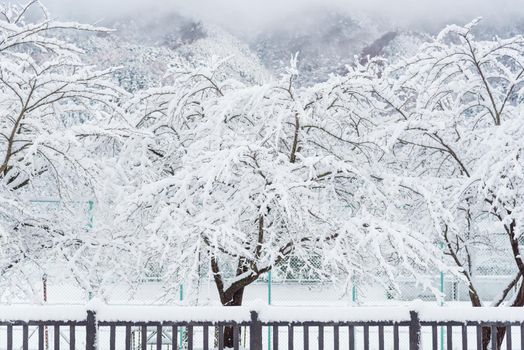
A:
[0, 305, 523, 349]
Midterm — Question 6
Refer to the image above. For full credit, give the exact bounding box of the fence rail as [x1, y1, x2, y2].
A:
[0, 305, 523, 350]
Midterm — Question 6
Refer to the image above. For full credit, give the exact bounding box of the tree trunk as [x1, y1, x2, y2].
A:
[490, 282, 524, 349]
[222, 287, 245, 349]
[463, 281, 493, 350]
[478, 282, 524, 350]
[482, 215, 524, 350]
[481, 327, 492, 350]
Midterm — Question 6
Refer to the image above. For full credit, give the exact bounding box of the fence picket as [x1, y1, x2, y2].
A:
[364, 325, 370, 350]
[54, 325, 60, 350]
[491, 326, 497, 350]
[172, 326, 178, 350]
[477, 326, 482, 350]
[506, 325, 512, 350]
[349, 325, 355, 350]
[125, 325, 130, 350]
[447, 325, 453, 350]
[333, 325, 339, 350]
[318, 325, 324, 350]
[110, 325, 115, 350]
[218, 325, 224, 350]
[156, 325, 162, 350]
[203, 325, 209, 350]
[70, 326, 75, 350]
[7, 324, 13, 350]
[273, 325, 279, 350]
[393, 324, 400, 350]
[432, 325, 438, 350]
[187, 325, 193, 350]
[303, 325, 309, 350]
[141, 326, 147, 350]
[462, 325, 467, 350]
[23, 325, 28, 350]
[288, 325, 294, 350]
[378, 325, 384, 350]
[39, 325, 45, 350]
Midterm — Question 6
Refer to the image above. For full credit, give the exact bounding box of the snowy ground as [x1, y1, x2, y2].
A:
[7, 272, 514, 306]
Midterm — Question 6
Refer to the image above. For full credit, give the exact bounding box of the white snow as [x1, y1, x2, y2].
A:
[1, 303, 523, 323]
[417, 306, 524, 323]
[257, 306, 411, 322]
[0, 305, 86, 322]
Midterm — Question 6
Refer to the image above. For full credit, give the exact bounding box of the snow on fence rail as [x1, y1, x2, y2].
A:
[0, 304, 523, 349]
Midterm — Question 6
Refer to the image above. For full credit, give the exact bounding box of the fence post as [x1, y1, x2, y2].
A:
[409, 310, 421, 350]
[250, 311, 263, 350]
[86, 310, 97, 350]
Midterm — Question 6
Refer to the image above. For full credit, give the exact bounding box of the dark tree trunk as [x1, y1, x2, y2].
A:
[478, 282, 524, 350]
[468, 294, 492, 350]
[222, 287, 245, 348]
[481, 327, 492, 350]
[481, 217, 524, 350]
[488, 282, 524, 350]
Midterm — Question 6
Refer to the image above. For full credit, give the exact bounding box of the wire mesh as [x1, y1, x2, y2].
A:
[3, 200, 522, 308]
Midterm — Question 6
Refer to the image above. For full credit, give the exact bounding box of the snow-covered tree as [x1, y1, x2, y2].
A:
[373, 19, 524, 348]
[114, 53, 447, 345]
[7, 8, 524, 350]
[0, 1, 125, 300]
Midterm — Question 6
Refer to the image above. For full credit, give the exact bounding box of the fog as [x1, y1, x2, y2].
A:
[38, 0, 524, 34]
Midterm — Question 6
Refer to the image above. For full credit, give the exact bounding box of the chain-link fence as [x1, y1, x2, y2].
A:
[3, 200, 522, 309]
[4, 239, 521, 306]
[2, 199, 520, 350]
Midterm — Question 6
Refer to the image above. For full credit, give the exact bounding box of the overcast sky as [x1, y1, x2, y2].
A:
[39, 0, 524, 33]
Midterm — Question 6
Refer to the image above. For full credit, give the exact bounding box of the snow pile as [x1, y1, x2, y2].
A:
[417, 306, 524, 323]
[95, 305, 252, 323]
[257, 306, 411, 323]
[0, 305, 86, 322]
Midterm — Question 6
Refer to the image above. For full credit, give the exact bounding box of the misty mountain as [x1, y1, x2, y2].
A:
[78, 13, 270, 91]
[251, 10, 384, 84]
[75, 9, 524, 89]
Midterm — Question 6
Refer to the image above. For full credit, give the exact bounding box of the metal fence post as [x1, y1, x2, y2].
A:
[409, 311, 421, 350]
[250, 311, 263, 350]
[86, 310, 97, 350]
